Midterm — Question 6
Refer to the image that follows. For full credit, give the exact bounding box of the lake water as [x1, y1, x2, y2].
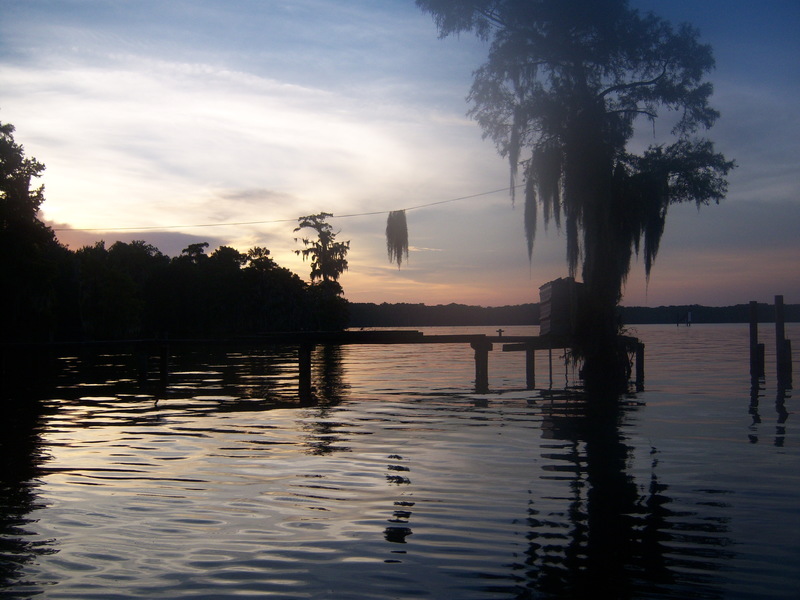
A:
[1, 324, 798, 599]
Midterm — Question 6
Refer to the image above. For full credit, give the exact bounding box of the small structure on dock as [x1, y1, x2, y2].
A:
[536, 277, 644, 391]
[539, 277, 584, 336]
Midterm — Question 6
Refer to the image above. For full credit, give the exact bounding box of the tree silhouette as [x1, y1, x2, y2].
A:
[245, 246, 278, 272]
[294, 213, 350, 284]
[0, 122, 46, 230]
[0, 120, 68, 341]
[294, 213, 350, 330]
[417, 0, 734, 395]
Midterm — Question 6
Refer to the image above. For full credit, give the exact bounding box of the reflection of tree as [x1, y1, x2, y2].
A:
[515, 399, 734, 598]
[300, 345, 351, 455]
[0, 399, 58, 594]
[312, 345, 348, 405]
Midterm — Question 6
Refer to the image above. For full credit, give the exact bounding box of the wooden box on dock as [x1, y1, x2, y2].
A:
[539, 277, 583, 336]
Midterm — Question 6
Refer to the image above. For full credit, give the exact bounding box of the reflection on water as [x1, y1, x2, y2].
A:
[0, 325, 798, 598]
[749, 378, 791, 447]
[524, 402, 734, 599]
[0, 398, 56, 597]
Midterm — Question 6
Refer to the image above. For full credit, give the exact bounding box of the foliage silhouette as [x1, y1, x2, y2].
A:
[294, 212, 350, 284]
[417, 0, 734, 395]
[0, 120, 71, 342]
[294, 213, 350, 330]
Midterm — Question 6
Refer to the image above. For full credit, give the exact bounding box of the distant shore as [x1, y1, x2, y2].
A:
[348, 302, 800, 327]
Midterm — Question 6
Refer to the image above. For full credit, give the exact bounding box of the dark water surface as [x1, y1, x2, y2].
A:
[1, 324, 798, 598]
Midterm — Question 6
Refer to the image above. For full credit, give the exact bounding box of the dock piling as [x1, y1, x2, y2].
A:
[471, 340, 492, 393]
[750, 301, 765, 379]
[750, 296, 792, 387]
[525, 345, 535, 390]
[775, 295, 793, 388]
[635, 342, 645, 390]
[781, 339, 792, 388]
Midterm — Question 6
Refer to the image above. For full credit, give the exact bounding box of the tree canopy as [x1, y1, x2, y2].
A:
[294, 213, 350, 284]
[417, 0, 734, 393]
[1, 120, 67, 341]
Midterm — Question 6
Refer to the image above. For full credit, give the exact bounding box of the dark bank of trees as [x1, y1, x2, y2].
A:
[351, 302, 800, 327]
[7, 237, 348, 343]
[620, 303, 800, 325]
[68, 240, 346, 339]
[1, 120, 348, 343]
[417, 0, 734, 395]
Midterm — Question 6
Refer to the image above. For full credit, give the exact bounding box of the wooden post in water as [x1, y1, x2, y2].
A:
[775, 295, 793, 387]
[782, 339, 793, 387]
[299, 343, 313, 400]
[775, 295, 788, 387]
[525, 344, 535, 390]
[749, 301, 765, 379]
[635, 342, 645, 390]
[471, 340, 492, 393]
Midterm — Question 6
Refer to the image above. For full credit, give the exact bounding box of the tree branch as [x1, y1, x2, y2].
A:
[607, 108, 658, 119]
[475, 6, 507, 30]
[598, 64, 668, 99]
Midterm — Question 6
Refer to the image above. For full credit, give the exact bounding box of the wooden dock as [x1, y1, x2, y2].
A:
[253, 330, 644, 398]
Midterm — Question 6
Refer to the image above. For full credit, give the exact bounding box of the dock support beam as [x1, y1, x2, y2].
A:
[635, 342, 645, 390]
[776, 295, 793, 388]
[750, 301, 765, 379]
[525, 345, 535, 390]
[471, 340, 492, 393]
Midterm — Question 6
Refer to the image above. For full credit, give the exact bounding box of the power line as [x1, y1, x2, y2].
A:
[52, 185, 520, 233]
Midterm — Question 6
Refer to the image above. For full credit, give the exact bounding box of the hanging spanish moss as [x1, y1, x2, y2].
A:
[386, 210, 409, 268]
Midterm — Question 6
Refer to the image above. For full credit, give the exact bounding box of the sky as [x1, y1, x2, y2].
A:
[1, 0, 798, 308]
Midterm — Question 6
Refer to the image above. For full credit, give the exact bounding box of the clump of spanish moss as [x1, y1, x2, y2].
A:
[386, 210, 409, 268]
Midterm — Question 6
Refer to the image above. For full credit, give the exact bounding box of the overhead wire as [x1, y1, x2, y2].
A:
[52, 185, 522, 233]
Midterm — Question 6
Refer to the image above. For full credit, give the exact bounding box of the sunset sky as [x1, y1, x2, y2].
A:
[1, 0, 798, 307]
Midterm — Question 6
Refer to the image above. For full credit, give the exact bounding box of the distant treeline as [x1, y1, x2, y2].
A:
[349, 303, 540, 327]
[619, 303, 800, 324]
[350, 302, 800, 327]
